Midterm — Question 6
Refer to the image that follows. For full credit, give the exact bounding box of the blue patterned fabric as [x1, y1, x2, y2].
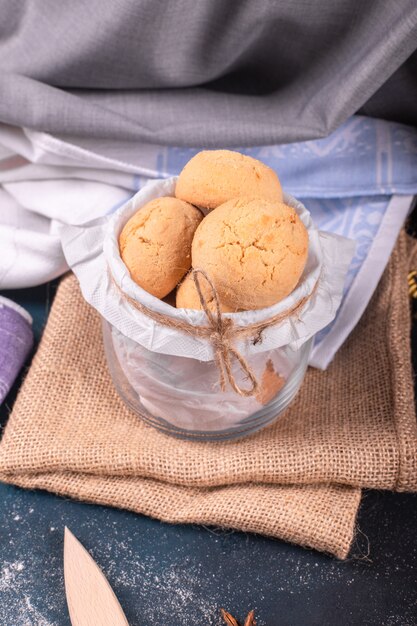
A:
[150, 117, 417, 298]
[142, 116, 417, 366]
[157, 117, 417, 196]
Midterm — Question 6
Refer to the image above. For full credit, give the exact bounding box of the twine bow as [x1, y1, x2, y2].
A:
[110, 266, 317, 397]
[191, 269, 259, 396]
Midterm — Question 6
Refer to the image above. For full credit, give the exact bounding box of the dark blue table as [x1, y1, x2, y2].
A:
[1, 281, 417, 626]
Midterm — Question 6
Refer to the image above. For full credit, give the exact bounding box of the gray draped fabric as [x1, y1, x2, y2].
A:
[0, 0, 416, 146]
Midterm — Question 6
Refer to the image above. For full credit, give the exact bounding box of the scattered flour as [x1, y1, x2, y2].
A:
[107, 554, 222, 625]
[0, 561, 57, 626]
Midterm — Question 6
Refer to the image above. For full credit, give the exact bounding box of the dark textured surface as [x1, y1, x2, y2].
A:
[1, 275, 416, 625]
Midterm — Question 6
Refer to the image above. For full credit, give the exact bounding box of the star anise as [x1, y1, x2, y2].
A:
[220, 608, 256, 626]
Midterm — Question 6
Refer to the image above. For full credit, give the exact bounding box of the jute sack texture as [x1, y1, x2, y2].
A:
[0, 232, 416, 559]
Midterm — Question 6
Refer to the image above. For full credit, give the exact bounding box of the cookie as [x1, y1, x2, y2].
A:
[191, 198, 308, 310]
[175, 150, 283, 211]
[119, 196, 203, 298]
[176, 272, 234, 313]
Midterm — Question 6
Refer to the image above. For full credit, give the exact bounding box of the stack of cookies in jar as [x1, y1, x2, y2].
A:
[119, 150, 308, 313]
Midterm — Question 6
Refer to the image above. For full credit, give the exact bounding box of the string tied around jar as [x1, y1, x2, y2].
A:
[109, 266, 317, 397]
[191, 269, 259, 397]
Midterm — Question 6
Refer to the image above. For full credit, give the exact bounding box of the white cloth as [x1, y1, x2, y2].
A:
[0, 117, 416, 368]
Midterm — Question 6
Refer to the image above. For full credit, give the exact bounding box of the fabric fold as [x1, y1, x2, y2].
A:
[2, 474, 360, 560]
[0, 232, 415, 558]
[1, 2, 417, 145]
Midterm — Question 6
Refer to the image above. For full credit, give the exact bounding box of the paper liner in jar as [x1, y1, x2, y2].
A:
[59, 177, 355, 364]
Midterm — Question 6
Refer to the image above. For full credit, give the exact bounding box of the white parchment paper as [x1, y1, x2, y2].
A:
[60, 177, 355, 363]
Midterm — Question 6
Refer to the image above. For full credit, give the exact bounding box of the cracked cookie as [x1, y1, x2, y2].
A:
[192, 198, 308, 310]
[176, 272, 234, 313]
[175, 149, 283, 211]
[119, 196, 203, 298]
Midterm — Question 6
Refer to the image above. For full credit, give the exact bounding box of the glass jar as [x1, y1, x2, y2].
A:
[102, 319, 313, 441]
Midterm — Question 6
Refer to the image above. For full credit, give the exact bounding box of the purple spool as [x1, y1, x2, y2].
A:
[0, 296, 34, 404]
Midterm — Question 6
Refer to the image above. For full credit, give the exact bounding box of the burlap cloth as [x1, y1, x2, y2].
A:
[1, 232, 416, 559]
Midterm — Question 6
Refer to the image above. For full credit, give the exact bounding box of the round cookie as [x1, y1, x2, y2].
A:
[119, 196, 203, 298]
[192, 198, 308, 310]
[176, 272, 235, 313]
[175, 150, 283, 211]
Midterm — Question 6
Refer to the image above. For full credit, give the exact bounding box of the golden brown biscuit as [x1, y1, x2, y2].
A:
[119, 197, 203, 298]
[176, 272, 235, 313]
[175, 150, 283, 210]
[192, 198, 308, 310]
